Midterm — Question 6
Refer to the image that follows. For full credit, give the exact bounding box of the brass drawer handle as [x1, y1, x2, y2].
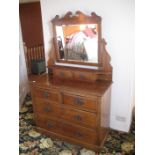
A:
[59, 72, 65, 77]
[74, 97, 84, 105]
[43, 91, 49, 98]
[74, 115, 82, 121]
[74, 132, 83, 138]
[79, 73, 85, 79]
[47, 122, 54, 128]
[43, 107, 50, 113]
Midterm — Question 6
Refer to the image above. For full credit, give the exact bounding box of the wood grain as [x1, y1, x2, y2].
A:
[29, 74, 112, 151]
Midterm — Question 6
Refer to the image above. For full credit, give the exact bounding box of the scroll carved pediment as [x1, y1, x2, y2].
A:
[52, 11, 101, 25]
[48, 11, 112, 81]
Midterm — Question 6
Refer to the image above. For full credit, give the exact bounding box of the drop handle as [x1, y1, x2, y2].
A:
[79, 73, 85, 79]
[47, 122, 54, 128]
[74, 98, 84, 105]
[59, 72, 65, 77]
[43, 107, 51, 113]
[43, 91, 49, 98]
[74, 115, 82, 121]
[74, 132, 83, 138]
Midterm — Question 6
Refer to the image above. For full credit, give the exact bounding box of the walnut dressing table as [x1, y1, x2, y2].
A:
[29, 11, 113, 151]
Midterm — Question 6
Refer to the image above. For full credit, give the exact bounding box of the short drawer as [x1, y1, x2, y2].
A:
[33, 87, 59, 102]
[36, 116, 62, 134]
[62, 122, 97, 144]
[73, 71, 96, 81]
[34, 99, 61, 118]
[53, 69, 73, 79]
[61, 107, 97, 128]
[62, 93, 97, 112]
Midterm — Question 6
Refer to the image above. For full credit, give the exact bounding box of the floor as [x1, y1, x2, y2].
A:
[19, 95, 135, 155]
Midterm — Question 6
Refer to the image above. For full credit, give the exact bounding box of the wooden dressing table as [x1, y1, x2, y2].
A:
[29, 11, 113, 151]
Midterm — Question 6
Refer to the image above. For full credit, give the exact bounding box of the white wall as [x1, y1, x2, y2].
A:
[19, 0, 39, 4]
[19, 22, 29, 107]
[40, 0, 134, 132]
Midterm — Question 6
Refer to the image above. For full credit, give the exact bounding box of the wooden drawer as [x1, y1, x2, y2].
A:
[33, 87, 59, 102]
[73, 71, 96, 81]
[62, 122, 97, 144]
[34, 99, 61, 118]
[61, 107, 97, 128]
[36, 116, 62, 134]
[62, 93, 97, 112]
[53, 69, 73, 79]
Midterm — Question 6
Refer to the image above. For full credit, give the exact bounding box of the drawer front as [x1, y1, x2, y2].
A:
[61, 107, 97, 128]
[73, 71, 95, 81]
[36, 116, 62, 134]
[62, 122, 97, 144]
[53, 69, 73, 79]
[33, 88, 59, 102]
[34, 99, 61, 118]
[62, 93, 97, 112]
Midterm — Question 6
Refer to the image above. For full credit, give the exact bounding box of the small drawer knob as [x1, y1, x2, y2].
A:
[43, 91, 49, 98]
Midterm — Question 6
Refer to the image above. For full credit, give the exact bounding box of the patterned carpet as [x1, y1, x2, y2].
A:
[19, 95, 135, 155]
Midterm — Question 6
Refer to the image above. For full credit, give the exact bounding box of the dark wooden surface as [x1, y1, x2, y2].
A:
[29, 74, 112, 96]
[29, 74, 112, 151]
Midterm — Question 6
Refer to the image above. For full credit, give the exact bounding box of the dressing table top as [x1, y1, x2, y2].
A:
[29, 74, 112, 97]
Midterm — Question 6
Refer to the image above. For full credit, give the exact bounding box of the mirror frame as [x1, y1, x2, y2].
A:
[51, 11, 103, 67]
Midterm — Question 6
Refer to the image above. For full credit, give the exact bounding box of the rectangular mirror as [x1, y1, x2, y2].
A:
[56, 24, 98, 63]
[51, 11, 103, 67]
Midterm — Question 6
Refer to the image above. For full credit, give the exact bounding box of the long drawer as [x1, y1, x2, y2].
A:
[36, 116, 62, 134]
[62, 122, 97, 144]
[34, 99, 97, 129]
[36, 116, 97, 145]
[62, 93, 98, 112]
[33, 87, 59, 103]
[61, 107, 97, 128]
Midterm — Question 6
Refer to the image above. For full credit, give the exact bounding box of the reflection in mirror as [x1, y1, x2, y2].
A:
[56, 24, 98, 63]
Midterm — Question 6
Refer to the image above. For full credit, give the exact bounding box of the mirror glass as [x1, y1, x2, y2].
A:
[56, 24, 98, 63]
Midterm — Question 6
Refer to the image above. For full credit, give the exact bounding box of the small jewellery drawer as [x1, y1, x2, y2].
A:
[62, 122, 97, 144]
[33, 87, 59, 102]
[53, 69, 73, 79]
[36, 116, 62, 134]
[61, 107, 97, 128]
[62, 93, 97, 112]
[73, 71, 96, 81]
[34, 99, 61, 118]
